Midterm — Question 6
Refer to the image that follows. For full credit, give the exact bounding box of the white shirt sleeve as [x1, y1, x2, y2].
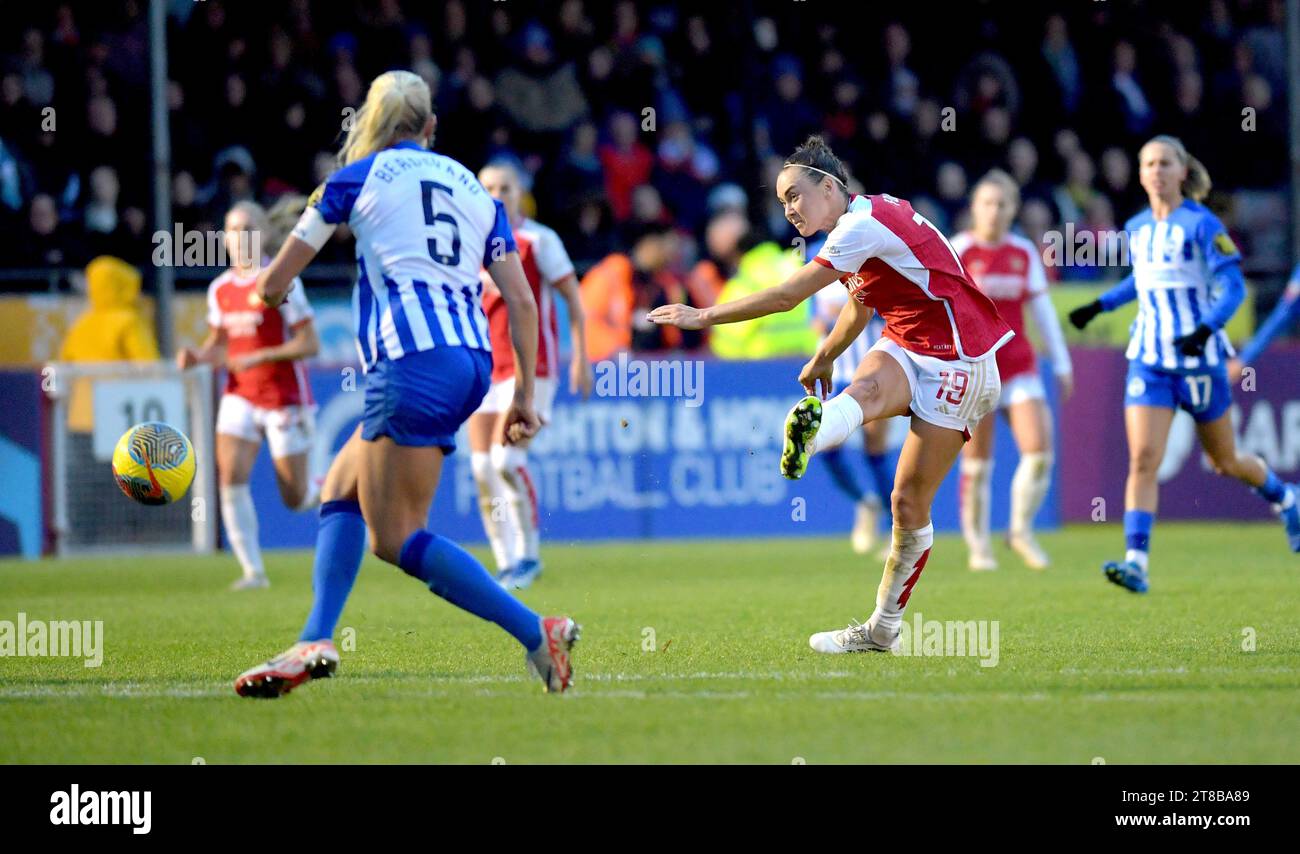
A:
[206, 280, 222, 328]
[291, 205, 336, 250]
[1025, 241, 1049, 296]
[814, 212, 888, 274]
[1028, 291, 1072, 375]
[533, 223, 576, 286]
[279, 276, 314, 327]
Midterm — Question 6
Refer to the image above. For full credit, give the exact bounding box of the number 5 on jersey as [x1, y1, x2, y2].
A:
[420, 180, 461, 265]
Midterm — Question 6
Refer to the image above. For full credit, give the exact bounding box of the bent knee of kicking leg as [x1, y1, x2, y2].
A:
[891, 489, 927, 529]
[844, 377, 886, 418]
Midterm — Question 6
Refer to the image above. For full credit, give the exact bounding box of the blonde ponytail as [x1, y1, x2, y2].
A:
[1182, 153, 1211, 202]
[1143, 134, 1212, 202]
[338, 70, 432, 166]
[265, 194, 308, 255]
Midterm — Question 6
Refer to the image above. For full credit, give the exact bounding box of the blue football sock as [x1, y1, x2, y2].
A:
[1123, 509, 1154, 570]
[299, 500, 367, 643]
[398, 530, 542, 651]
[865, 452, 895, 505]
[821, 446, 866, 502]
[1255, 469, 1287, 504]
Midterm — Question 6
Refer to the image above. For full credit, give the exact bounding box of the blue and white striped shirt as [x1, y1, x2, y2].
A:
[1112, 199, 1243, 373]
[311, 141, 516, 371]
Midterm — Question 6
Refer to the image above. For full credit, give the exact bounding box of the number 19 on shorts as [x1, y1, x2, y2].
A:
[937, 369, 970, 405]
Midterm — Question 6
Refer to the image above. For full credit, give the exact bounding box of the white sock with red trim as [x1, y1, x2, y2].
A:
[869, 523, 934, 635]
[472, 450, 517, 571]
[810, 392, 865, 456]
[492, 443, 541, 563]
[1010, 452, 1053, 537]
[220, 483, 265, 580]
[960, 457, 993, 551]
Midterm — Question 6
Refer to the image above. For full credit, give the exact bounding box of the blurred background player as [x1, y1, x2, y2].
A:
[650, 136, 1011, 654]
[811, 280, 892, 554]
[951, 170, 1073, 571]
[238, 70, 578, 696]
[176, 201, 319, 590]
[1229, 259, 1300, 384]
[469, 160, 592, 589]
[1069, 135, 1300, 593]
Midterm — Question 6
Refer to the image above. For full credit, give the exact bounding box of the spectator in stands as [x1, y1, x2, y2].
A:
[708, 239, 815, 360]
[581, 250, 635, 361]
[685, 209, 751, 328]
[494, 22, 588, 156]
[1006, 137, 1057, 219]
[1053, 151, 1098, 226]
[1018, 198, 1059, 283]
[1040, 14, 1082, 118]
[0, 0, 1290, 310]
[759, 56, 821, 160]
[60, 256, 161, 443]
[654, 120, 718, 232]
[599, 110, 654, 223]
[1099, 146, 1144, 215]
[12, 193, 69, 268]
[1109, 41, 1155, 141]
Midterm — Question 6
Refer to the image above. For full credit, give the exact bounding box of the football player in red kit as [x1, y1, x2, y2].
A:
[650, 136, 1012, 654]
[951, 170, 1073, 571]
[177, 201, 320, 590]
[468, 161, 592, 590]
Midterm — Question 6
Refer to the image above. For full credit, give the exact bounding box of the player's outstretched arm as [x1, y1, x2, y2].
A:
[488, 252, 542, 443]
[1238, 275, 1300, 367]
[1069, 273, 1136, 329]
[647, 260, 842, 330]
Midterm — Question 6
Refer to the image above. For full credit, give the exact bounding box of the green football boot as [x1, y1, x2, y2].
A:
[780, 395, 822, 480]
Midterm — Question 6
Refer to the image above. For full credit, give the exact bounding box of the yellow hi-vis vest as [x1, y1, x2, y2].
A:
[709, 243, 818, 359]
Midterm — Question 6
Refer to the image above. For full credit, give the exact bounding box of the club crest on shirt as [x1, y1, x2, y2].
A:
[306, 182, 325, 209]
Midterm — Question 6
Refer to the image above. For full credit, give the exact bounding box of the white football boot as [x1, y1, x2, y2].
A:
[851, 496, 882, 555]
[230, 575, 270, 591]
[967, 539, 998, 572]
[525, 616, 581, 693]
[1008, 531, 1050, 570]
[234, 640, 339, 698]
[809, 619, 899, 654]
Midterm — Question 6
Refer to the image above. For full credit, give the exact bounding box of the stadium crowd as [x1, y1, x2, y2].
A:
[0, 0, 1293, 353]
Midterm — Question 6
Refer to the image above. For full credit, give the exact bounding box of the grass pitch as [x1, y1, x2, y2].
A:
[1, 522, 1297, 764]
